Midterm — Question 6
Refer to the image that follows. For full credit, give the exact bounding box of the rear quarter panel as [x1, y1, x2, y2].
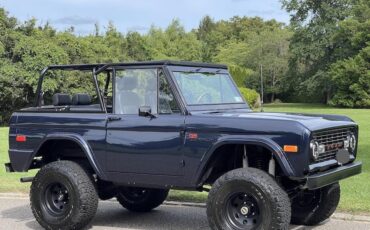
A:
[8, 112, 107, 173]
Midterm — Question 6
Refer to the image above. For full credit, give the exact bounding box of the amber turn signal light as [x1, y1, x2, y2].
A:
[283, 145, 298, 153]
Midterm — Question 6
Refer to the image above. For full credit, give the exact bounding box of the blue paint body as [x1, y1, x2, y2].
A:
[6, 62, 361, 190]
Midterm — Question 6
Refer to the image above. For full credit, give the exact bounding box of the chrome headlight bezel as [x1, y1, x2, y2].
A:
[310, 140, 319, 160]
[348, 133, 357, 152]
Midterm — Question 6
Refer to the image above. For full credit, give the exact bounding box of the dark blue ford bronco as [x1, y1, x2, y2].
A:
[5, 61, 362, 230]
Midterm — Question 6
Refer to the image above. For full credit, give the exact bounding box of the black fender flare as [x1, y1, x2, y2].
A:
[32, 133, 106, 179]
[193, 135, 295, 185]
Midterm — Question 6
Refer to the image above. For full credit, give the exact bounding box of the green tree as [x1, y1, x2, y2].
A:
[228, 65, 255, 88]
[329, 46, 370, 107]
[282, 0, 354, 103]
[103, 21, 128, 62]
[214, 25, 291, 102]
[126, 31, 150, 61]
[145, 20, 202, 61]
[328, 0, 370, 107]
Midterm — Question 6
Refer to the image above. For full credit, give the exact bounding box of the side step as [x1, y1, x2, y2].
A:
[20, 177, 34, 183]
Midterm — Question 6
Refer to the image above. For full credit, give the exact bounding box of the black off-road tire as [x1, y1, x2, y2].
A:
[30, 160, 99, 230]
[291, 183, 340, 226]
[116, 187, 169, 212]
[207, 168, 291, 230]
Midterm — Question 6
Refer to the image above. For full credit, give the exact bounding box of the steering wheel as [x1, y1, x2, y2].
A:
[196, 92, 212, 104]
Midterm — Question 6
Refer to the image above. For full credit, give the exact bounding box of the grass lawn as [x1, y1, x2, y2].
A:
[1, 103, 369, 213]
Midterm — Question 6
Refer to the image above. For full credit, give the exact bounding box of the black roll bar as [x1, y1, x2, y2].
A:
[92, 68, 106, 112]
[34, 64, 107, 112]
[34, 67, 49, 107]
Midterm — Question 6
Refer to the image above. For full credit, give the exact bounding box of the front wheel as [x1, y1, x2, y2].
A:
[207, 168, 291, 230]
[291, 183, 340, 226]
[30, 161, 98, 230]
[116, 187, 169, 212]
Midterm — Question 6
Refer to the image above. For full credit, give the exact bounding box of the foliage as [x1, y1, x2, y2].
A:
[0, 1, 369, 123]
[327, 0, 370, 107]
[238, 87, 260, 108]
[212, 20, 292, 102]
[282, 0, 370, 105]
[228, 65, 254, 88]
[146, 20, 202, 61]
[0, 9, 293, 124]
[328, 46, 370, 107]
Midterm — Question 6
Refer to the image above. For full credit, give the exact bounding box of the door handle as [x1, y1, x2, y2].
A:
[107, 116, 122, 122]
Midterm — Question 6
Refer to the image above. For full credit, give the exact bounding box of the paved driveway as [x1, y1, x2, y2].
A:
[1, 196, 370, 230]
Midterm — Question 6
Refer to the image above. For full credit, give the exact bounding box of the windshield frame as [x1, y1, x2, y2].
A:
[166, 66, 250, 112]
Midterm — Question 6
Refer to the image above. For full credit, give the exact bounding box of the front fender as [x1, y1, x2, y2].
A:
[193, 135, 295, 185]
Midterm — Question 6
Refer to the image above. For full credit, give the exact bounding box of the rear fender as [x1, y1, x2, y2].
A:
[12, 133, 105, 179]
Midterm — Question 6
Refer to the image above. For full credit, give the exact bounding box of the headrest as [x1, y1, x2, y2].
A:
[52, 93, 71, 106]
[146, 78, 157, 91]
[117, 77, 138, 91]
[72, 93, 91, 105]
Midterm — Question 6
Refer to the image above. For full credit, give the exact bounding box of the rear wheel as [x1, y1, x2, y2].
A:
[291, 183, 340, 226]
[207, 168, 291, 230]
[30, 160, 98, 230]
[116, 187, 169, 212]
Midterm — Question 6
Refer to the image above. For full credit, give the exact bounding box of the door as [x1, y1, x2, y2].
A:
[106, 68, 185, 176]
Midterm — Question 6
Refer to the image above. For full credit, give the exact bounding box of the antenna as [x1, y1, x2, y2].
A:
[260, 64, 264, 112]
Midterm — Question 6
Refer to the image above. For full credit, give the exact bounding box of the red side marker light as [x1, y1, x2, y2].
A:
[16, 135, 27, 142]
[188, 133, 198, 140]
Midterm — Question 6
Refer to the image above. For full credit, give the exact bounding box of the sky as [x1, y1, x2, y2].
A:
[0, 0, 290, 35]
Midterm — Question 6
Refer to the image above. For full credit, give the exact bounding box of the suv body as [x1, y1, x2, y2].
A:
[5, 61, 362, 229]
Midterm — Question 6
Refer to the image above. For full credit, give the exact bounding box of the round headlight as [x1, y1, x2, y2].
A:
[349, 134, 356, 151]
[310, 140, 319, 160]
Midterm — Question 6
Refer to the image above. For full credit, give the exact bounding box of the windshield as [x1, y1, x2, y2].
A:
[173, 71, 243, 105]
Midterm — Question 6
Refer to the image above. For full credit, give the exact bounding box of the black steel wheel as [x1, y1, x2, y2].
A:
[31, 161, 98, 230]
[225, 192, 262, 229]
[42, 182, 70, 217]
[116, 187, 168, 212]
[291, 183, 340, 226]
[207, 168, 291, 230]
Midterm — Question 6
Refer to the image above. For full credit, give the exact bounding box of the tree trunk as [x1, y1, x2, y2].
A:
[271, 68, 276, 102]
[325, 91, 331, 104]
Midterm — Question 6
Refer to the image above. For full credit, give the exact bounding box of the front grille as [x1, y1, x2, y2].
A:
[312, 127, 354, 162]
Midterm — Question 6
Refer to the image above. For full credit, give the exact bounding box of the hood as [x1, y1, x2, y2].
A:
[193, 111, 356, 132]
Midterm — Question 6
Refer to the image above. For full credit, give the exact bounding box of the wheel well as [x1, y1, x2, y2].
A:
[200, 144, 283, 185]
[35, 139, 92, 171]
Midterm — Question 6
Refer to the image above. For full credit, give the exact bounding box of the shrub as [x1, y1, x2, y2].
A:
[273, 99, 283, 104]
[327, 46, 370, 108]
[238, 87, 260, 108]
[229, 65, 255, 87]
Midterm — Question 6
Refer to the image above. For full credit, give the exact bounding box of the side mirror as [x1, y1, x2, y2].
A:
[139, 106, 153, 117]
